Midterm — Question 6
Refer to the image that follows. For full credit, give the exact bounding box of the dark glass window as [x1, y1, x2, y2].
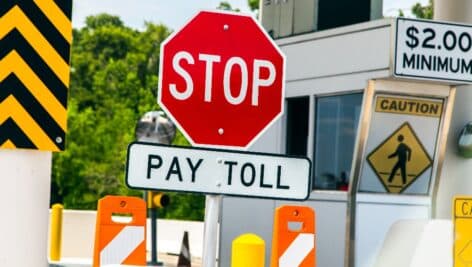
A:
[318, 0, 371, 31]
[286, 97, 309, 156]
[313, 93, 362, 190]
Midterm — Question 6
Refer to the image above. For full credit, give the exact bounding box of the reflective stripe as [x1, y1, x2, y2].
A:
[100, 226, 144, 266]
[279, 233, 314, 267]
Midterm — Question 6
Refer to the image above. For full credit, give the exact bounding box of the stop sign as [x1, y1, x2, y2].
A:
[158, 11, 285, 148]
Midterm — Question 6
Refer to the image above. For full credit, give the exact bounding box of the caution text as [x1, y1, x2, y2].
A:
[455, 199, 472, 218]
[376, 96, 443, 117]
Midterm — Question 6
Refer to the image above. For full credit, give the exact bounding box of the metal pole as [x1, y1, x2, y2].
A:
[146, 190, 163, 266]
[202, 195, 222, 267]
[433, 0, 472, 219]
[150, 208, 159, 265]
[136, 111, 176, 266]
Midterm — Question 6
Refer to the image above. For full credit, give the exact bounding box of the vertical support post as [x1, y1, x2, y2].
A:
[433, 0, 472, 219]
[147, 191, 162, 266]
[0, 150, 52, 267]
[202, 195, 222, 267]
[50, 203, 63, 261]
[231, 233, 265, 267]
[150, 208, 159, 265]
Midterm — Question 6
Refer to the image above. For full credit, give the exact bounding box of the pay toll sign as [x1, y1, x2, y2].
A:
[125, 142, 312, 201]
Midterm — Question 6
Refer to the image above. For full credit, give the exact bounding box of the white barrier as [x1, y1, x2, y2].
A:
[48, 209, 204, 263]
[373, 219, 452, 267]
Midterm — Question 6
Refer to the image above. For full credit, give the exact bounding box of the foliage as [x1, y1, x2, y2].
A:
[248, 0, 259, 12]
[398, 9, 405, 17]
[52, 13, 204, 220]
[85, 13, 124, 29]
[412, 0, 433, 19]
[217, 1, 240, 12]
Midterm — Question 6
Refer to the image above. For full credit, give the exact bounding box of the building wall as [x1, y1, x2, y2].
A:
[219, 19, 394, 267]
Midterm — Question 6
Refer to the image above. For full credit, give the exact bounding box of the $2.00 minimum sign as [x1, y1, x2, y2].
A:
[395, 17, 472, 83]
[125, 142, 312, 201]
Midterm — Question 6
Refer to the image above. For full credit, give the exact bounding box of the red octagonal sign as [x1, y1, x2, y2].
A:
[158, 11, 285, 149]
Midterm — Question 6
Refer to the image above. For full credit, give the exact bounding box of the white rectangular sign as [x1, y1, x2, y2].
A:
[126, 142, 312, 200]
[394, 17, 472, 83]
[359, 93, 443, 194]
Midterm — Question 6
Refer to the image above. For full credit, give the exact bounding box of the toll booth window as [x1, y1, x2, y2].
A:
[317, 0, 371, 31]
[286, 97, 309, 156]
[313, 93, 362, 190]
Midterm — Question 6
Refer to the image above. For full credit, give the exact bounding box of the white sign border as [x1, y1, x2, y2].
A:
[125, 142, 312, 201]
[394, 17, 472, 84]
[157, 10, 286, 150]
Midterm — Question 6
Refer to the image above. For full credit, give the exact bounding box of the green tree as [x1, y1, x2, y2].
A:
[217, 1, 240, 12]
[85, 13, 124, 29]
[412, 0, 433, 19]
[248, 0, 259, 12]
[398, 9, 405, 17]
[52, 14, 204, 220]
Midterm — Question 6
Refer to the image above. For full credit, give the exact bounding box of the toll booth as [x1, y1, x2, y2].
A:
[217, 16, 457, 267]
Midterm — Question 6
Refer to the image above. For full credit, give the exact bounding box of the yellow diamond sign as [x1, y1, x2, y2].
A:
[454, 197, 472, 267]
[367, 122, 432, 193]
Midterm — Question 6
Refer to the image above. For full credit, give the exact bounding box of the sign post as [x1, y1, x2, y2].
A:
[204, 195, 221, 267]
[0, 1, 73, 266]
[126, 143, 311, 266]
[126, 142, 311, 266]
[155, 10, 287, 267]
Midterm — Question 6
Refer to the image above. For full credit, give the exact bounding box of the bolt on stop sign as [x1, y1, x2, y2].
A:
[158, 11, 285, 148]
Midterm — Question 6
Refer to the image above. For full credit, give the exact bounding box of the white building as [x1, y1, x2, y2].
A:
[218, 1, 472, 266]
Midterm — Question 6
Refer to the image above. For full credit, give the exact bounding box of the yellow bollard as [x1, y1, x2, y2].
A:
[231, 233, 265, 267]
[49, 203, 63, 261]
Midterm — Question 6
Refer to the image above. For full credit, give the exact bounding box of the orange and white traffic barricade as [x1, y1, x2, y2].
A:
[93, 195, 147, 267]
[270, 205, 316, 267]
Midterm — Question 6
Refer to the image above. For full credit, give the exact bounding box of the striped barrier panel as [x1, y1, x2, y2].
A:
[93, 196, 147, 267]
[271, 205, 316, 267]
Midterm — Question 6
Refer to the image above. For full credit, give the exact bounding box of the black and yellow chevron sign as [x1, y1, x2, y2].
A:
[0, 0, 72, 151]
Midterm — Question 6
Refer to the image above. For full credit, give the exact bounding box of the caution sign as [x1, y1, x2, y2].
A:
[359, 90, 443, 195]
[0, 1, 72, 151]
[367, 122, 432, 193]
[375, 96, 443, 118]
[454, 197, 472, 267]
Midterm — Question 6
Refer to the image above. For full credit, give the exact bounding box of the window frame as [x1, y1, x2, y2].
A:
[311, 91, 364, 192]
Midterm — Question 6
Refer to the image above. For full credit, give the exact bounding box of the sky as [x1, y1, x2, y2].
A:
[72, 0, 430, 31]
[72, 0, 252, 30]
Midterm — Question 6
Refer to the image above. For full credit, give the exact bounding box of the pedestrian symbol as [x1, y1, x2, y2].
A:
[367, 122, 432, 193]
[387, 134, 411, 185]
